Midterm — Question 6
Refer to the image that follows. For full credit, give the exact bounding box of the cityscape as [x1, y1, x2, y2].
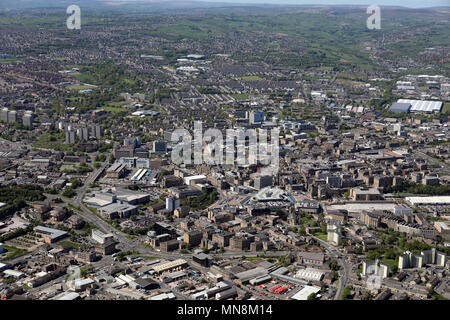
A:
[0, 0, 449, 305]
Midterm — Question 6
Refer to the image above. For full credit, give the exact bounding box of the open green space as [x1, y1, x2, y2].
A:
[33, 130, 71, 151]
[2, 245, 28, 261]
[241, 76, 263, 81]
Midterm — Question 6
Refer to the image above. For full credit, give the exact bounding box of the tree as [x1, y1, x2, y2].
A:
[298, 226, 306, 236]
[62, 187, 77, 198]
[307, 292, 317, 300]
[329, 259, 339, 271]
[341, 286, 353, 300]
[362, 292, 373, 300]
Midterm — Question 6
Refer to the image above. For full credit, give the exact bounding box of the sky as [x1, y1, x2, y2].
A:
[2, 0, 449, 9]
[152, 0, 450, 8]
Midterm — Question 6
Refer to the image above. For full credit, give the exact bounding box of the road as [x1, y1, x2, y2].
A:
[309, 234, 350, 300]
[66, 164, 294, 260]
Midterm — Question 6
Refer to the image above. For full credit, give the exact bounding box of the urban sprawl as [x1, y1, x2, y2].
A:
[0, 3, 449, 302]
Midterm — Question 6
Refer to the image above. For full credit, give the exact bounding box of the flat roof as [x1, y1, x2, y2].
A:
[295, 269, 325, 281]
[4, 269, 24, 277]
[152, 259, 187, 273]
[389, 102, 411, 113]
[406, 196, 450, 205]
[99, 203, 138, 214]
[149, 292, 176, 300]
[290, 285, 321, 300]
[352, 187, 381, 195]
[435, 222, 450, 230]
[35, 226, 68, 239]
[397, 99, 443, 113]
[235, 267, 268, 282]
[53, 291, 80, 300]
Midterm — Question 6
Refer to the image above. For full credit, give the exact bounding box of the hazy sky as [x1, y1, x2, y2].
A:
[180, 0, 450, 8]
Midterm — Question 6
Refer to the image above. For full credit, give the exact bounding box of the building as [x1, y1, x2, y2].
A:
[75, 251, 96, 263]
[106, 162, 127, 179]
[160, 239, 179, 252]
[393, 123, 406, 137]
[184, 230, 203, 247]
[52, 292, 81, 301]
[169, 185, 202, 198]
[389, 102, 412, 114]
[212, 232, 233, 248]
[65, 130, 77, 144]
[22, 111, 34, 127]
[185, 175, 207, 186]
[162, 175, 183, 188]
[349, 187, 382, 201]
[394, 206, 413, 215]
[327, 221, 342, 246]
[7, 110, 17, 123]
[192, 253, 212, 267]
[434, 222, 450, 235]
[254, 175, 272, 190]
[362, 259, 390, 278]
[34, 226, 68, 243]
[423, 176, 440, 186]
[95, 240, 117, 256]
[73, 278, 95, 292]
[152, 259, 187, 274]
[295, 269, 325, 282]
[114, 145, 135, 158]
[289, 285, 321, 300]
[92, 124, 103, 138]
[229, 236, 251, 251]
[296, 199, 321, 214]
[149, 292, 176, 300]
[120, 157, 150, 169]
[249, 111, 264, 124]
[297, 252, 324, 266]
[91, 229, 115, 244]
[374, 176, 393, 188]
[153, 140, 167, 153]
[396, 99, 443, 113]
[360, 211, 381, 228]
[0, 107, 8, 122]
[399, 249, 447, 270]
[133, 278, 159, 290]
[78, 127, 89, 141]
[215, 287, 238, 300]
[405, 196, 450, 206]
[174, 206, 190, 218]
[235, 267, 268, 285]
[97, 203, 139, 220]
[166, 196, 180, 212]
[326, 209, 348, 222]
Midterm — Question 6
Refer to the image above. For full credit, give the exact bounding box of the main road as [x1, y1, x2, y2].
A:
[309, 234, 351, 300]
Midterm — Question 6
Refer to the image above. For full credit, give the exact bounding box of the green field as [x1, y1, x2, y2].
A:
[67, 84, 97, 91]
[443, 103, 450, 115]
[382, 258, 398, 273]
[315, 233, 328, 241]
[33, 130, 71, 151]
[2, 245, 28, 261]
[0, 58, 21, 64]
[231, 93, 252, 100]
[103, 105, 129, 114]
[241, 76, 263, 81]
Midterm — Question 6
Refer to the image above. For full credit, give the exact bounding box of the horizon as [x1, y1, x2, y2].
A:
[109, 0, 450, 9]
[1, 0, 449, 9]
